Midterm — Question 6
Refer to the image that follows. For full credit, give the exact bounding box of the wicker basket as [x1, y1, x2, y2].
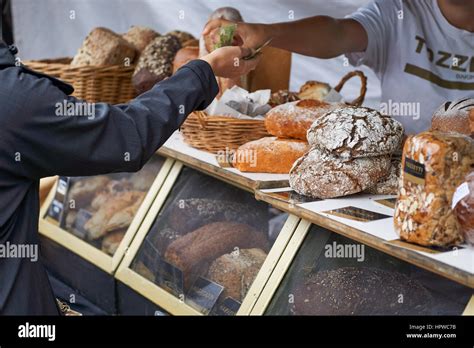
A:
[181, 70, 367, 154]
[25, 58, 136, 104]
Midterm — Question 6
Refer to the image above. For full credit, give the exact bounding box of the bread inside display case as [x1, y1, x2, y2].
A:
[44, 156, 166, 256]
[265, 226, 472, 315]
[129, 166, 289, 315]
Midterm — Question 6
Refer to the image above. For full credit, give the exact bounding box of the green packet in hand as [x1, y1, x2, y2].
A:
[214, 24, 237, 50]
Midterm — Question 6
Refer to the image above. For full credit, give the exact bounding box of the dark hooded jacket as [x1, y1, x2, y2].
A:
[0, 42, 218, 314]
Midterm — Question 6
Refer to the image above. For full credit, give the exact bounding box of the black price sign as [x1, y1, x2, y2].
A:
[46, 176, 70, 225]
[186, 277, 224, 315]
[213, 297, 242, 316]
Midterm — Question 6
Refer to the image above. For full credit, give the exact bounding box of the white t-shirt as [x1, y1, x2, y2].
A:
[346, 0, 474, 134]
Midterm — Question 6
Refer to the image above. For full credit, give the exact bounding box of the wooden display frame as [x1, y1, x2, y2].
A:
[38, 157, 175, 275]
[158, 132, 290, 192]
[250, 219, 474, 316]
[255, 189, 474, 289]
[115, 161, 301, 315]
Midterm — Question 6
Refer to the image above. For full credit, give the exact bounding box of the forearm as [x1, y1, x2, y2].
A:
[258, 16, 367, 58]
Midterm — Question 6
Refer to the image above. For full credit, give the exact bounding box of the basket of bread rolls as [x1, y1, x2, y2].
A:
[25, 26, 196, 104]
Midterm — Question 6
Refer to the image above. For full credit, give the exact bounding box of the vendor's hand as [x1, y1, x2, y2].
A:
[202, 19, 269, 51]
[200, 46, 261, 79]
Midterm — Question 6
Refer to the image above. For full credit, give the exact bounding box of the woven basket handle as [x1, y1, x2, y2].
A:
[334, 70, 367, 107]
[194, 111, 208, 130]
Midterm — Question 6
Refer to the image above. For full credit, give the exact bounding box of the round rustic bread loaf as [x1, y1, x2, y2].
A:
[365, 158, 401, 195]
[307, 106, 404, 158]
[207, 248, 267, 301]
[289, 147, 391, 199]
[293, 267, 432, 315]
[431, 98, 474, 137]
[122, 26, 160, 53]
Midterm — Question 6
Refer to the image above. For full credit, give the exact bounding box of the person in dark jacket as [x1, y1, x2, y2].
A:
[0, 41, 259, 315]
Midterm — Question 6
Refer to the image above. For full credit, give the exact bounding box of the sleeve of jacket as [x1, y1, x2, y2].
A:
[11, 60, 218, 179]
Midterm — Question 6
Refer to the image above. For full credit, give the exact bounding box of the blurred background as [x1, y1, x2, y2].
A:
[8, 0, 380, 107]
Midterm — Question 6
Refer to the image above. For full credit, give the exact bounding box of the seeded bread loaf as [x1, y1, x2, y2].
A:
[233, 137, 309, 174]
[394, 131, 474, 247]
[293, 267, 432, 315]
[207, 248, 267, 301]
[289, 147, 391, 199]
[71, 27, 137, 66]
[265, 100, 346, 141]
[164, 222, 269, 289]
[431, 98, 474, 137]
[453, 170, 474, 245]
[268, 90, 299, 107]
[132, 35, 181, 94]
[122, 26, 160, 53]
[307, 107, 404, 158]
[365, 158, 401, 195]
[166, 30, 195, 46]
[167, 198, 267, 234]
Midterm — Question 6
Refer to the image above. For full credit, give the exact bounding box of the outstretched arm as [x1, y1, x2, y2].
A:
[203, 16, 368, 59]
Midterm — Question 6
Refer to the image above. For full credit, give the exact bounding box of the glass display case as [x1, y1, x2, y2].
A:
[116, 162, 300, 315]
[39, 155, 175, 274]
[256, 223, 473, 315]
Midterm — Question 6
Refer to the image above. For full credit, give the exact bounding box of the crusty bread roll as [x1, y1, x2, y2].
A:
[71, 27, 137, 66]
[172, 46, 199, 73]
[298, 80, 331, 101]
[122, 26, 160, 53]
[265, 99, 346, 141]
[164, 222, 269, 289]
[207, 248, 267, 301]
[233, 137, 309, 174]
[431, 98, 474, 137]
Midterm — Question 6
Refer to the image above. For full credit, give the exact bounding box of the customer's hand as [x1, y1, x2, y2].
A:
[202, 19, 269, 50]
[200, 46, 261, 79]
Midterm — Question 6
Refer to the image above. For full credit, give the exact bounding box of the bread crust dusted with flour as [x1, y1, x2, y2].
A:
[265, 100, 346, 141]
[431, 98, 474, 137]
[233, 137, 309, 174]
[307, 106, 404, 158]
[289, 147, 391, 199]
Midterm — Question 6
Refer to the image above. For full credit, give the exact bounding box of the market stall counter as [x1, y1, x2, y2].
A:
[39, 155, 174, 313]
[115, 162, 301, 315]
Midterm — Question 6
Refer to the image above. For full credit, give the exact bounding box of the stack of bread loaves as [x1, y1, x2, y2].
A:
[233, 88, 346, 174]
[289, 106, 404, 199]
